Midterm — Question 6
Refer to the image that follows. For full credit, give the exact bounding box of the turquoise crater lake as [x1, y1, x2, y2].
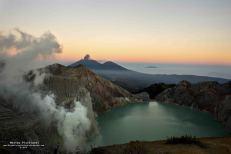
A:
[91, 102, 230, 147]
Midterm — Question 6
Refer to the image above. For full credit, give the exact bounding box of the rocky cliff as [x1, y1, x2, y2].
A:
[33, 63, 140, 114]
[156, 81, 231, 130]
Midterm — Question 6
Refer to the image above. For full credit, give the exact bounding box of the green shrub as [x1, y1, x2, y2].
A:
[165, 135, 206, 148]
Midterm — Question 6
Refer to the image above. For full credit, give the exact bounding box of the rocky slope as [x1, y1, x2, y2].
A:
[69, 58, 127, 71]
[156, 81, 231, 130]
[0, 98, 61, 153]
[33, 63, 140, 114]
[137, 83, 176, 99]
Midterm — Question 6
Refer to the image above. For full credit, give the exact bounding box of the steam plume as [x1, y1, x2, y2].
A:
[0, 29, 94, 152]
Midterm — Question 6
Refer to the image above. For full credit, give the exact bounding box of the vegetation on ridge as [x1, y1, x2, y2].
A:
[165, 135, 206, 148]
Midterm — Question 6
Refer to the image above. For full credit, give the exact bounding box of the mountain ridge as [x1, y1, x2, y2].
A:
[156, 80, 231, 130]
[69, 59, 127, 71]
[68, 58, 229, 92]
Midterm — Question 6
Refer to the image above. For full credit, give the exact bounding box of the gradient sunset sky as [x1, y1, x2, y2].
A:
[1, 0, 231, 65]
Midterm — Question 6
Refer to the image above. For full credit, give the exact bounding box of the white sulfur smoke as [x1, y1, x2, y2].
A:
[0, 29, 93, 152]
[58, 101, 91, 151]
[0, 28, 62, 84]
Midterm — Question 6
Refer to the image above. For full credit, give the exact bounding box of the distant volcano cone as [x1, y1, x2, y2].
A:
[84, 54, 91, 60]
[69, 55, 127, 71]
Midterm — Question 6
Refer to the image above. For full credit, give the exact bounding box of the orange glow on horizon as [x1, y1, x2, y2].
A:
[56, 50, 231, 66]
[52, 28, 231, 66]
[55, 39, 231, 66]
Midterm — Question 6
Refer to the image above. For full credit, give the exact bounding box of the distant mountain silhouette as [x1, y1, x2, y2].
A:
[69, 59, 102, 69]
[69, 56, 127, 71]
[69, 55, 229, 92]
[102, 61, 127, 70]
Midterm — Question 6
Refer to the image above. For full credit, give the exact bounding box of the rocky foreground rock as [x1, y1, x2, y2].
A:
[156, 80, 231, 130]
